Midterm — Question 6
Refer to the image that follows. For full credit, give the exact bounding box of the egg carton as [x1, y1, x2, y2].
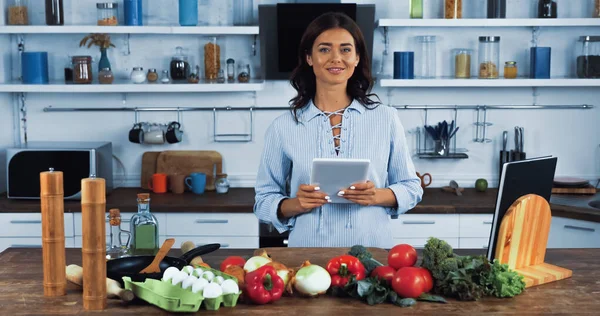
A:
[123, 266, 241, 313]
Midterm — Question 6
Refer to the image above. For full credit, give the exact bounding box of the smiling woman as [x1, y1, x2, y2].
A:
[254, 12, 423, 248]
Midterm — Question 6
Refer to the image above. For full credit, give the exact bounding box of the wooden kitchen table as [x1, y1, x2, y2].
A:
[1, 247, 599, 315]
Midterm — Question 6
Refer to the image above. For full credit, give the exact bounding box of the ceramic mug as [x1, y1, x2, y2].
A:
[416, 172, 432, 189]
[165, 121, 183, 144]
[144, 129, 165, 144]
[185, 172, 206, 194]
[148, 173, 168, 193]
[128, 123, 144, 144]
[169, 174, 186, 194]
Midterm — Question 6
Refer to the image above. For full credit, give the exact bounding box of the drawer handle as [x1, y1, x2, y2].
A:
[564, 225, 595, 233]
[10, 220, 42, 224]
[402, 221, 435, 225]
[483, 221, 493, 225]
[195, 219, 229, 224]
[11, 244, 41, 248]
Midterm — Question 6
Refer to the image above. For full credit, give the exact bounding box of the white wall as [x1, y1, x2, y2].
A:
[0, 0, 598, 190]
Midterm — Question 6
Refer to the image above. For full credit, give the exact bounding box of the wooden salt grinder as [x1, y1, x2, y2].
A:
[81, 176, 107, 311]
[40, 168, 66, 296]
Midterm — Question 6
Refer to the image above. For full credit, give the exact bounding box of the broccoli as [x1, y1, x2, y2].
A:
[348, 245, 384, 275]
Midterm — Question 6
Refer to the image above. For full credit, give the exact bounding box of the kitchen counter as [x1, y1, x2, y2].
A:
[0, 187, 598, 222]
[0, 247, 598, 315]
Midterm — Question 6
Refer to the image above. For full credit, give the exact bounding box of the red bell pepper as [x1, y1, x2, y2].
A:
[326, 255, 366, 287]
[244, 265, 284, 304]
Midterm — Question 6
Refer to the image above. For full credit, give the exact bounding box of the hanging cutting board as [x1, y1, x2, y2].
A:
[155, 151, 222, 191]
[551, 185, 597, 195]
[141, 151, 162, 189]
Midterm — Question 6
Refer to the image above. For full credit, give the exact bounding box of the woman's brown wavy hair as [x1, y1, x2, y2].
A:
[289, 12, 380, 122]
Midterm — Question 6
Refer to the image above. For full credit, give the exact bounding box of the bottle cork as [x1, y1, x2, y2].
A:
[40, 168, 66, 297]
[81, 176, 107, 311]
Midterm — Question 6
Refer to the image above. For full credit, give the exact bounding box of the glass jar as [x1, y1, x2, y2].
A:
[72, 56, 93, 84]
[453, 48, 473, 79]
[215, 174, 230, 194]
[124, 0, 142, 26]
[178, 0, 198, 26]
[444, 0, 462, 19]
[595, 0, 600, 18]
[129, 193, 159, 256]
[64, 56, 73, 83]
[45, 0, 64, 25]
[504, 61, 518, 79]
[478, 36, 500, 79]
[147, 68, 158, 83]
[217, 69, 226, 83]
[233, 0, 253, 25]
[106, 208, 131, 260]
[238, 64, 250, 83]
[98, 68, 114, 84]
[8, 0, 29, 25]
[576, 36, 600, 78]
[538, 0, 557, 18]
[170, 46, 190, 81]
[410, 0, 423, 19]
[161, 70, 171, 84]
[415, 36, 437, 78]
[204, 37, 221, 81]
[487, 0, 506, 18]
[131, 67, 145, 83]
[97, 2, 118, 26]
[226, 58, 235, 82]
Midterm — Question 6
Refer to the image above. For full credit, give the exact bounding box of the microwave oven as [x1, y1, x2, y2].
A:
[5, 141, 113, 199]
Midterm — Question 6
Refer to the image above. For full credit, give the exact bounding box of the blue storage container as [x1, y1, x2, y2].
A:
[124, 0, 143, 26]
[22, 52, 49, 84]
[179, 0, 198, 26]
[530, 47, 551, 79]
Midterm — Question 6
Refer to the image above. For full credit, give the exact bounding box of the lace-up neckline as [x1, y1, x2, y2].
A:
[322, 108, 346, 155]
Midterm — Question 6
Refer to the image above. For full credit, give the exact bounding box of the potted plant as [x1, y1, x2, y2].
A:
[79, 33, 116, 71]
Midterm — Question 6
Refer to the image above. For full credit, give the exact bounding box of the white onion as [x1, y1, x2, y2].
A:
[293, 262, 331, 297]
[243, 256, 272, 273]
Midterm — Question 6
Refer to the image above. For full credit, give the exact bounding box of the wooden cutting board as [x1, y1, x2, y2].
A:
[256, 247, 388, 268]
[155, 151, 222, 191]
[141, 151, 161, 189]
[552, 185, 597, 195]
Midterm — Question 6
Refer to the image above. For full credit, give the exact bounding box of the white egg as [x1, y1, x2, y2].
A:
[202, 282, 223, 299]
[191, 277, 209, 294]
[182, 265, 195, 275]
[192, 268, 204, 278]
[182, 275, 198, 290]
[220, 279, 240, 295]
[202, 271, 215, 282]
[213, 276, 225, 285]
[171, 271, 188, 286]
[162, 266, 180, 282]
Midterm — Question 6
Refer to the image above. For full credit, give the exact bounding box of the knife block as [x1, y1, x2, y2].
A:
[494, 194, 572, 288]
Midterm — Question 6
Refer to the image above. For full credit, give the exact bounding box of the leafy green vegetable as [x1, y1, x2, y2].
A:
[348, 245, 384, 275]
[387, 292, 416, 307]
[417, 293, 448, 303]
[481, 260, 526, 298]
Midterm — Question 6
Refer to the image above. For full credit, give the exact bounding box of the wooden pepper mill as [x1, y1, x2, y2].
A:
[81, 176, 107, 311]
[40, 168, 66, 297]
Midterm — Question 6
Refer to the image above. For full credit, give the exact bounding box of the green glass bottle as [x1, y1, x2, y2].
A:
[410, 0, 423, 19]
[130, 193, 159, 255]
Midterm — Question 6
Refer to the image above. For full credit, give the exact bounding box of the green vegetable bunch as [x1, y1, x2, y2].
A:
[422, 237, 526, 301]
[348, 245, 384, 275]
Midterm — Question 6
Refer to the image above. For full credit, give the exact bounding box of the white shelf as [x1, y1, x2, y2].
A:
[0, 25, 259, 35]
[379, 78, 600, 88]
[0, 79, 265, 93]
[377, 18, 600, 28]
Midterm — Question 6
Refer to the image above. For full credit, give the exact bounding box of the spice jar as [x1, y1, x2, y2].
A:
[538, 0, 557, 19]
[226, 58, 235, 82]
[160, 70, 171, 84]
[204, 37, 221, 81]
[504, 61, 517, 79]
[64, 56, 73, 83]
[45, 0, 64, 25]
[237, 64, 250, 83]
[576, 36, 600, 78]
[453, 48, 473, 78]
[217, 69, 226, 83]
[415, 35, 437, 78]
[444, 0, 462, 19]
[147, 68, 158, 83]
[410, 0, 423, 19]
[170, 46, 190, 81]
[98, 68, 114, 84]
[8, 0, 29, 25]
[72, 56, 93, 84]
[97, 2, 118, 26]
[131, 67, 146, 83]
[478, 36, 500, 79]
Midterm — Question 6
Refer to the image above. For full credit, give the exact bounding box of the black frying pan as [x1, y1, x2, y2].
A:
[107, 243, 220, 286]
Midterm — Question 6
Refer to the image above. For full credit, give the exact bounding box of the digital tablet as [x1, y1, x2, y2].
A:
[310, 158, 371, 204]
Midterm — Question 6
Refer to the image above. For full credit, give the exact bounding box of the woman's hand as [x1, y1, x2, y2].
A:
[279, 185, 329, 219]
[338, 181, 378, 206]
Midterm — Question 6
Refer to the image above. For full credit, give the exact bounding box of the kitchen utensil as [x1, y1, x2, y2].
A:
[511, 126, 526, 161]
[519, 127, 524, 152]
[441, 186, 465, 194]
[449, 180, 462, 196]
[141, 151, 161, 189]
[40, 169, 66, 297]
[156, 151, 222, 191]
[503, 130, 507, 151]
[185, 172, 207, 194]
[66, 264, 135, 303]
[139, 238, 175, 274]
[499, 130, 511, 186]
[416, 172, 432, 188]
[106, 243, 220, 287]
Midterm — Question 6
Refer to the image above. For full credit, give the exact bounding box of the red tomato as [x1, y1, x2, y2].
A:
[370, 266, 396, 284]
[417, 267, 433, 293]
[388, 244, 418, 270]
[220, 256, 246, 272]
[392, 267, 425, 299]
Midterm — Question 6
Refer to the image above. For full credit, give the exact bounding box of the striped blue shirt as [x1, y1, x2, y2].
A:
[254, 99, 423, 248]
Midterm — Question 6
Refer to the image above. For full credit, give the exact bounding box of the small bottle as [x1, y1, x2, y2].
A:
[238, 64, 250, 83]
[226, 58, 235, 82]
[217, 68, 226, 83]
[98, 68, 114, 84]
[504, 61, 518, 79]
[130, 67, 146, 83]
[147, 68, 158, 83]
[64, 56, 73, 83]
[129, 193, 159, 256]
[538, 0, 557, 18]
[160, 70, 171, 84]
[106, 208, 131, 260]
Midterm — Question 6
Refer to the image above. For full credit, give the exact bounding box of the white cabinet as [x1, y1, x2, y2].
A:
[547, 217, 600, 249]
[393, 237, 459, 249]
[391, 214, 459, 239]
[0, 237, 75, 253]
[166, 213, 259, 237]
[459, 238, 490, 250]
[458, 214, 493, 249]
[160, 236, 258, 249]
[0, 213, 74, 237]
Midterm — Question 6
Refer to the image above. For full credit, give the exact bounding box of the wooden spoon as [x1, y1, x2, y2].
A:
[139, 238, 175, 274]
